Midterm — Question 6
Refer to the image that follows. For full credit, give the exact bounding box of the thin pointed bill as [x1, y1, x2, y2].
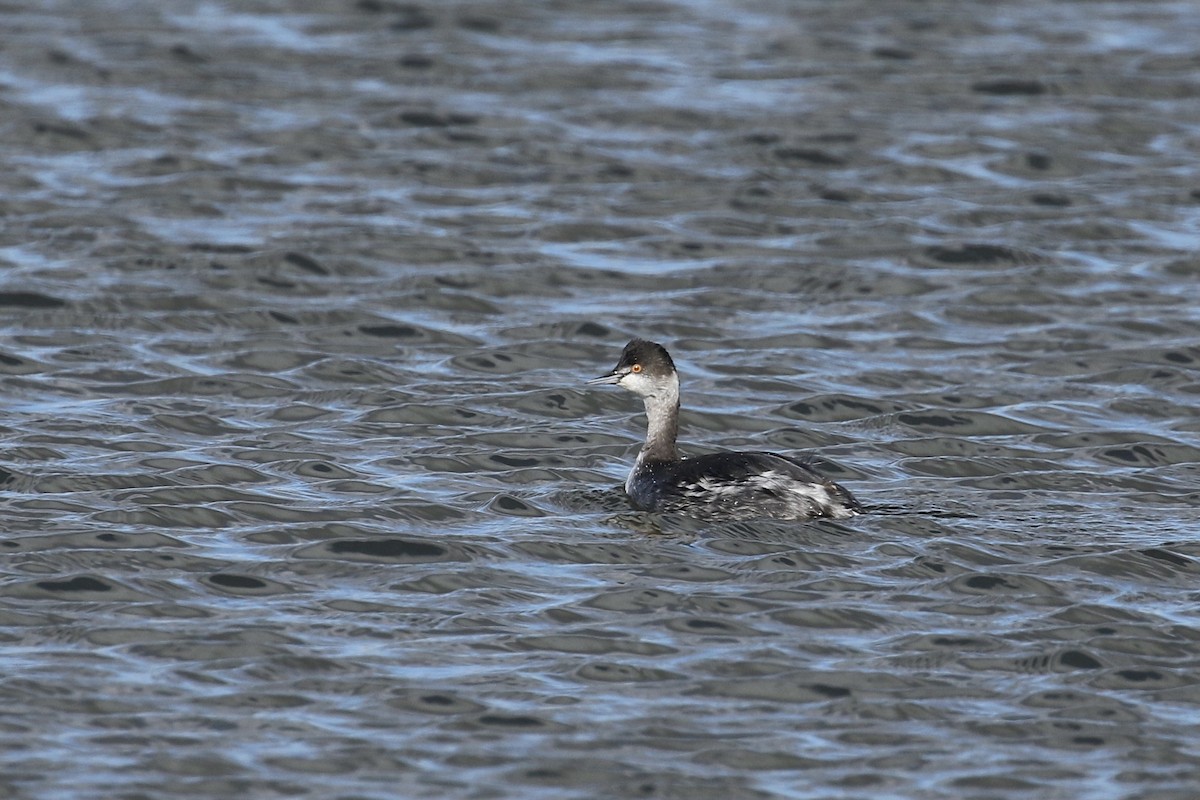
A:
[586, 371, 623, 385]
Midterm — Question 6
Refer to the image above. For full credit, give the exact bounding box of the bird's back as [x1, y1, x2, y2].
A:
[627, 450, 860, 520]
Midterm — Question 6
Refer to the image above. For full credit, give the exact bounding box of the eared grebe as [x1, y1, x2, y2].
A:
[588, 339, 861, 520]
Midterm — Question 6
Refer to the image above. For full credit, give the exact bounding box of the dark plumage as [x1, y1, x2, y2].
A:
[588, 339, 861, 520]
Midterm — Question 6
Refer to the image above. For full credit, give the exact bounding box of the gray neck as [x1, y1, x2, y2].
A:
[638, 379, 680, 462]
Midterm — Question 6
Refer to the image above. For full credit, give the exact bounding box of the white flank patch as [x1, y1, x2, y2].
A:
[681, 470, 851, 518]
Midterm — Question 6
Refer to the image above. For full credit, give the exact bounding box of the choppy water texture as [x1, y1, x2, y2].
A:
[2, 1, 1200, 798]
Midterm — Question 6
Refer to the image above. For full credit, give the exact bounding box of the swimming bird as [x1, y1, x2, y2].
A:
[588, 339, 861, 520]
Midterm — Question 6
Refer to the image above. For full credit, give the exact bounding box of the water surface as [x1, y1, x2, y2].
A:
[2, 1, 1200, 798]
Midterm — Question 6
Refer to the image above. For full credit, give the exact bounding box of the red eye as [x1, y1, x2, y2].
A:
[631, 364, 642, 373]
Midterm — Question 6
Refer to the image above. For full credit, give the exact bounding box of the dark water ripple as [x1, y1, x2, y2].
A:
[2, 1, 1200, 798]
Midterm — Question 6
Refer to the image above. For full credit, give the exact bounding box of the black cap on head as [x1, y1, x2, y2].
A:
[617, 338, 675, 375]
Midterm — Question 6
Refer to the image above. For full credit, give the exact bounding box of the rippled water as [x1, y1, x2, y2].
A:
[3, 1, 1200, 798]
